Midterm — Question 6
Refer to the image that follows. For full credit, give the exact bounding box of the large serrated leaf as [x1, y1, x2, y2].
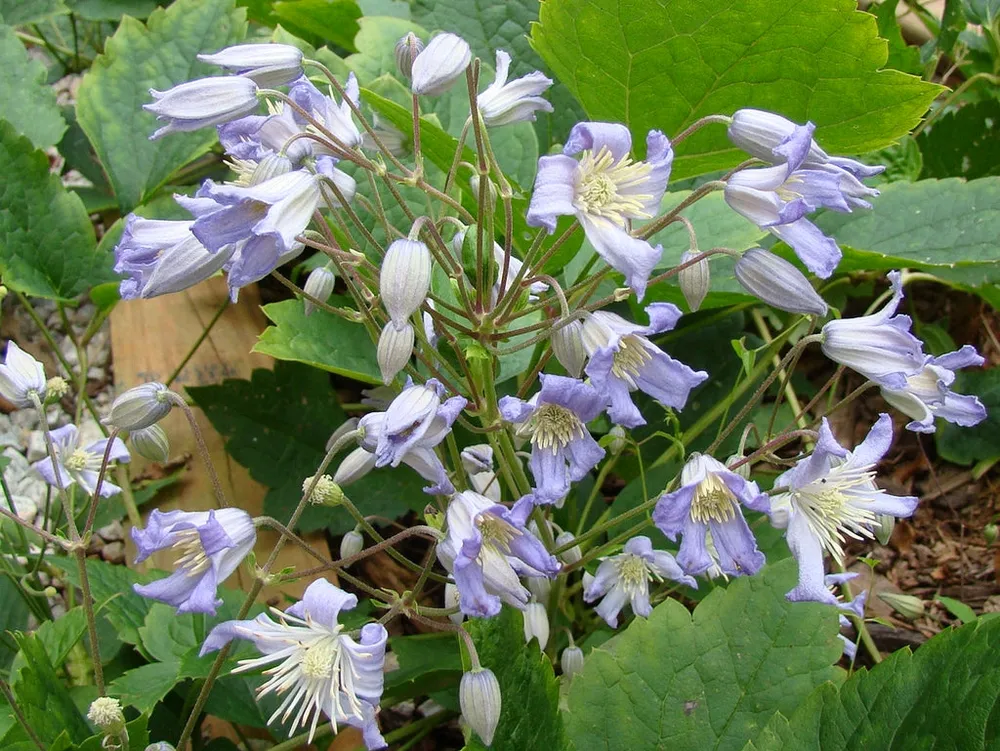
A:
[0, 26, 66, 148]
[531, 0, 942, 180]
[0, 0, 68, 24]
[0, 121, 115, 300]
[75, 0, 247, 212]
[918, 100, 1000, 181]
[564, 559, 842, 751]
[935, 368, 1000, 465]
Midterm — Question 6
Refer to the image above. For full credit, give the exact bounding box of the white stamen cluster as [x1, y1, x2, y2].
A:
[173, 527, 212, 576]
[791, 461, 884, 559]
[575, 147, 653, 224]
[689, 474, 738, 524]
[610, 336, 653, 387]
[522, 403, 585, 453]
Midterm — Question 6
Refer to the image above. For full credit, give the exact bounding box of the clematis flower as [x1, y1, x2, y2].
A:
[820, 271, 927, 390]
[288, 73, 364, 152]
[32, 424, 130, 497]
[477, 50, 553, 127]
[201, 579, 388, 748]
[583, 536, 696, 628]
[581, 303, 708, 428]
[354, 379, 467, 494]
[653, 453, 768, 577]
[197, 43, 303, 88]
[768, 415, 918, 605]
[114, 216, 234, 300]
[410, 33, 471, 96]
[0, 341, 46, 408]
[527, 122, 672, 299]
[145, 76, 260, 139]
[437, 491, 560, 618]
[132, 508, 255, 615]
[461, 444, 502, 502]
[724, 122, 878, 278]
[734, 248, 828, 316]
[499, 374, 606, 504]
[880, 345, 987, 433]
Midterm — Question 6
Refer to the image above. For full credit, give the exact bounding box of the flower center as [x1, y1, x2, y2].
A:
[690, 474, 738, 524]
[610, 336, 653, 387]
[300, 639, 339, 679]
[575, 147, 654, 224]
[525, 403, 586, 453]
[792, 462, 881, 560]
[617, 554, 648, 594]
[173, 528, 212, 576]
[63, 448, 91, 472]
[477, 513, 520, 553]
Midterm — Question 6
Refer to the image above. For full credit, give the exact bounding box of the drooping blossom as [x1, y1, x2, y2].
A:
[477, 50, 553, 127]
[201, 579, 388, 748]
[410, 33, 471, 96]
[198, 43, 304, 87]
[653, 453, 768, 577]
[527, 122, 673, 299]
[145, 76, 260, 140]
[0, 341, 46, 408]
[132, 508, 256, 614]
[32, 424, 130, 497]
[583, 536, 695, 628]
[437, 491, 560, 618]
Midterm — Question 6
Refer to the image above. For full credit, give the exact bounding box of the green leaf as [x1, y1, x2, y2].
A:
[936, 595, 978, 624]
[0, 0, 67, 24]
[64, 0, 158, 20]
[272, 0, 361, 52]
[75, 0, 248, 212]
[0, 26, 66, 148]
[188, 360, 429, 534]
[861, 134, 923, 183]
[254, 298, 381, 384]
[9, 607, 86, 680]
[811, 177, 1000, 287]
[872, 0, 922, 74]
[0, 120, 115, 301]
[936, 368, 1000, 464]
[384, 632, 462, 709]
[0, 576, 29, 670]
[531, 0, 941, 181]
[757, 616, 1000, 750]
[565, 559, 842, 751]
[12, 631, 91, 745]
[464, 607, 565, 751]
[204, 675, 270, 727]
[918, 100, 1000, 180]
[107, 661, 180, 714]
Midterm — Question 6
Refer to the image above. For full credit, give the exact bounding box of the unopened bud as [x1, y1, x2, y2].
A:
[332, 447, 376, 487]
[303, 266, 336, 316]
[725, 454, 750, 480]
[411, 32, 471, 96]
[249, 153, 293, 185]
[445, 582, 464, 625]
[131, 424, 170, 463]
[326, 418, 360, 452]
[145, 745, 176, 751]
[87, 696, 125, 732]
[607, 425, 626, 455]
[43, 585, 58, 598]
[560, 645, 584, 679]
[340, 528, 364, 559]
[394, 32, 424, 79]
[874, 513, 895, 546]
[381, 239, 431, 328]
[461, 444, 493, 474]
[377, 322, 414, 384]
[526, 576, 551, 606]
[734, 248, 828, 316]
[878, 592, 925, 621]
[986, 523, 999, 545]
[550, 319, 586, 378]
[303, 474, 343, 506]
[104, 382, 172, 431]
[45, 376, 70, 401]
[678, 250, 710, 311]
[522, 602, 550, 649]
[555, 531, 582, 565]
[460, 668, 501, 746]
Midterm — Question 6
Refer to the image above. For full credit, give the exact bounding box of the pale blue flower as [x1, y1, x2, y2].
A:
[734, 248, 828, 316]
[145, 76, 259, 140]
[32, 424, 130, 497]
[478, 50, 553, 127]
[0, 341, 46, 408]
[197, 43, 303, 88]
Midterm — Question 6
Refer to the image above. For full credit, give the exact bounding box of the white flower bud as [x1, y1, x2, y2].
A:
[555, 531, 582, 565]
[131, 424, 170, 463]
[377, 322, 414, 384]
[105, 382, 172, 431]
[303, 474, 343, 506]
[445, 582, 464, 625]
[560, 645, 584, 679]
[0, 341, 46, 408]
[875, 513, 895, 546]
[145, 745, 176, 751]
[87, 696, 124, 732]
[326, 418, 359, 452]
[725, 454, 751, 480]
[550, 319, 586, 378]
[303, 266, 336, 316]
[678, 250, 710, 312]
[527, 576, 551, 606]
[460, 668, 501, 746]
[333, 446, 377, 486]
[340, 528, 364, 559]
[877, 592, 925, 621]
[734, 249, 828, 316]
[394, 32, 424, 79]
[380, 239, 431, 327]
[607, 425, 626, 456]
[411, 33, 471, 96]
[197, 43, 303, 87]
[248, 153, 293, 186]
[523, 602, 550, 649]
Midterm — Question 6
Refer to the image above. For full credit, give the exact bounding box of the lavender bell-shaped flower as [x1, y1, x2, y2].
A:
[653, 453, 768, 577]
[0, 341, 46, 408]
[880, 345, 987, 433]
[821, 271, 927, 390]
[32, 424, 130, 497]
[478, 50, 553, 127]
[132, 508, 256, 614]
[288, 73, 364, 152]
[201, 579, 388, 748]
[583, 536, 696, 628]
[437, 491, 560, 617]
[724, 121, 879, 279]
[527, 122, 673, 299]
[357, 379, 467, 494]
[144, 76, 260, 140]
[734, 248, 828, 316]
[197, 43, 304, 88]
[499, 374, 606, 504]
[768, 415, 918, 605]
[581, 303, 708, 428]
